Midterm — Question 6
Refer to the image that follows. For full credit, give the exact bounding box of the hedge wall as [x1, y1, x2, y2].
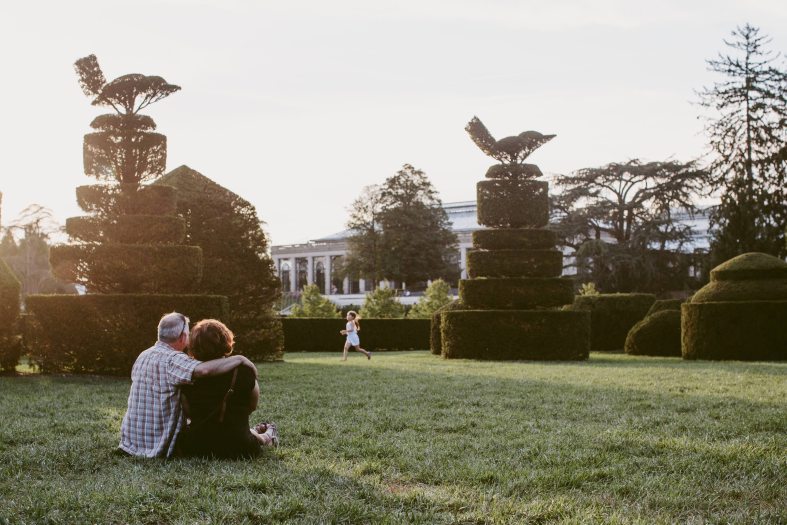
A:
[681, 301, 787, 361]
[25, 294, 229, 374]
[50, 244, 203, 294]
[460, 278, 574, 310]
[282, 318, 430, 352]
[569, 293, 656, 351]
[0, 259, 21, 372]
[476, 180, 549, 228]
[624, 310, 681, 357]
[430, 301, 466, 355]
[472, 228, 556, 251]
[467, 249, 562, 278]
[441, 310, 590, 360]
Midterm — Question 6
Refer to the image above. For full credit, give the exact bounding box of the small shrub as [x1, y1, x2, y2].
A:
[25, 294, 229, 374]
[578, 282, 599, 296]
[360, 287, 405, 318]
[290, 284, 341, 318]
[0, 259, 21, 372]
[625, 310, 681, 357]
[408, 279, 453, 319]
[281, 318, 430, 352]
[441, 309, 590, 360]
[467, 249, 562, 278]
[570, 293, 656, 351]
[460, 277, 574, 310]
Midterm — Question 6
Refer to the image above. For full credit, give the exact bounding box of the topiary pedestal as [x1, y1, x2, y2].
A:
[441, 122, 589, 360]
[682, 252, 787, 361]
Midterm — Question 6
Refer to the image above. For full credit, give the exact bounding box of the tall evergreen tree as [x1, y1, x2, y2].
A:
[697, 24, 787, 263]
[343, 185, 385, 288]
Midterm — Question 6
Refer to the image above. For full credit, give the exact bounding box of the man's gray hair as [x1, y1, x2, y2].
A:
[158, 312, 190, 343]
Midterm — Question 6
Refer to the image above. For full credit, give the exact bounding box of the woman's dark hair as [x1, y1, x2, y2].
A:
[189, 319, 235, 361]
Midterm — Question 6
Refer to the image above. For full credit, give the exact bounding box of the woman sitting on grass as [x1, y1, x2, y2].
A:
[177, 319, 278, 458]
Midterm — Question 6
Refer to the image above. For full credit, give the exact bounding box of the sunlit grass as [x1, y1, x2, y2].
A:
[1, 352, 785, 524]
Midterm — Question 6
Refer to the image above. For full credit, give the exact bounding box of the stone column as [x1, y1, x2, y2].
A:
[325, 255, 332, 294]
[359, 279, 366, 293]
[307, 256, 314, 285]
[343, 276, 350, 294]
[460, 246, 469, 279]
[289, 257, 296, 292]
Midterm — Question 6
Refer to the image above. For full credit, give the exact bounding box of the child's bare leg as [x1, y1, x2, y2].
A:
[342, 342, 350, 361]
[356, 346, 371, 358]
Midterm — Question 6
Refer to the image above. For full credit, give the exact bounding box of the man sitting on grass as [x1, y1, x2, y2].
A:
[118, 312, 258, 458]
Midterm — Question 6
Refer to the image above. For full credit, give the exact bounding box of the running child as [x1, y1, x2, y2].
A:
[340, 311, 371, 361]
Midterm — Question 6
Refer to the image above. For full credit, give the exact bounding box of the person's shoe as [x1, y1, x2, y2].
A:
[367, 352, 372, 360]
[264, 422, 279, 447]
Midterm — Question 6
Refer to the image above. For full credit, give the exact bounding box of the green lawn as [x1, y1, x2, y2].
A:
[0, 352, 785, 524]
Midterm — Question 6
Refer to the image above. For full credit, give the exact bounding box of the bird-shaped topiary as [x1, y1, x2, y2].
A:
[465, 116, 555, 179]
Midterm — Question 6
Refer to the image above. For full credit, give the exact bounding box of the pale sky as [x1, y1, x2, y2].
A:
[1, 1, 785, 245]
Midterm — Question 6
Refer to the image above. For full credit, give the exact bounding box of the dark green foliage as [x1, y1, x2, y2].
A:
[710, 252, 787, 281]
[552, 160, 710, 293]
[460, 278, 574, 310]
[50, 244, 202, 294]
[646, 299, 683, 316]
[697, 25, 787, 262]
[570, 294, 656, 351]
[408, 279, 453, 318]
[25, 294, 228, 374]
[290, 284, 341, 318]
[65, 215, 185, 244]
[0, 259, 21, 372]
[281, 318, 430, 352]
[441, 310, 589, 360]
[360, 287, 405, 318]
[345, 165, 459, 286]
[76, 184, 177, 217]
[485, 163, 542, 179]
[625, 310, 682, 357]
[691, 279, 787, 303]
[467, 249, 562, 278]
[472, 228, 556, 250]
[477, 180, 549, 228]
[155, 166, 284, 361]
[429, 300, 466, 355]
[682, 301, 787, 360]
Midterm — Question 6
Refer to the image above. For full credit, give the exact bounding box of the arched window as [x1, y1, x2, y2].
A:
[296, 258, 308, 290]
[280, 262, 291, 291]
[315, 260, 326, 293]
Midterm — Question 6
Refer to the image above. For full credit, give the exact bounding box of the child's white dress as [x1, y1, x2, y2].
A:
[346, 321, 360, 347]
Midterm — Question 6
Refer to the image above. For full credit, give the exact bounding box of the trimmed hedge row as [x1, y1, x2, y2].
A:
[682, 301, 787, 361]
[467, 249, 562, 278]
[50, 244, 203, 294]
[282, 318, 430, 352]
[460, 278, 574, 310]
[0, 259, 21, 372]
[441, 310, 590, 360]
[477, 180, 549, 228]
[569, 293, 656, 351]
[430, 301, 466, 355]
[624, 310, 682, 357]
[25, 294, 229, 374]
[76, 184, 177, 217]
[472, 228, 556, 251]
[646, 299, 683, 316]
[65, 215, 186, 245]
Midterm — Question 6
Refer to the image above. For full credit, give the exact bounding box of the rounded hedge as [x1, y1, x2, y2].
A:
[682, 301, 787, 361]
[50, 244, 203, 294]
[569, 293, 656, 351]
[281, 318, 430, 352]
[646, 299, 683, 316]
[76, 183, 177, 217]
[624, 310, 681, 357]
[472, 228, 556, 251]
[441, 309, 590, 360]
[66, 215, 186, 245]
[484, 163, 543, 179]
[476, 180, 549, 228]
[690, 279, 787, 303]
[25, 294, 229, 374]
[467, 249, 562, 278]
[460, 278, 574, 310]
[0, 259, 21, 372]
[710, 252, 787, 282]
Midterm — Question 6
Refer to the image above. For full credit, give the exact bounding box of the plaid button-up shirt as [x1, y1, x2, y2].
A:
[118, 341, 201, 458]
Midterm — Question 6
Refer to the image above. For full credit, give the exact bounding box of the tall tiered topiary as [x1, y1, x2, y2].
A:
[25, 56, 228, 374]
[440, 117, 589, 360]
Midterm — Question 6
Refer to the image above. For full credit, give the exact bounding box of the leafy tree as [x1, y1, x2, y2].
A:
[696, 24, 787, 263]
[360, 286, 405, 318]
[407, 279, 453, 318]
[345, 165, 458, 288]
[156, 166, 283, 360]
[552, 159, 710, 293]
[290, 284, 340, 318]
